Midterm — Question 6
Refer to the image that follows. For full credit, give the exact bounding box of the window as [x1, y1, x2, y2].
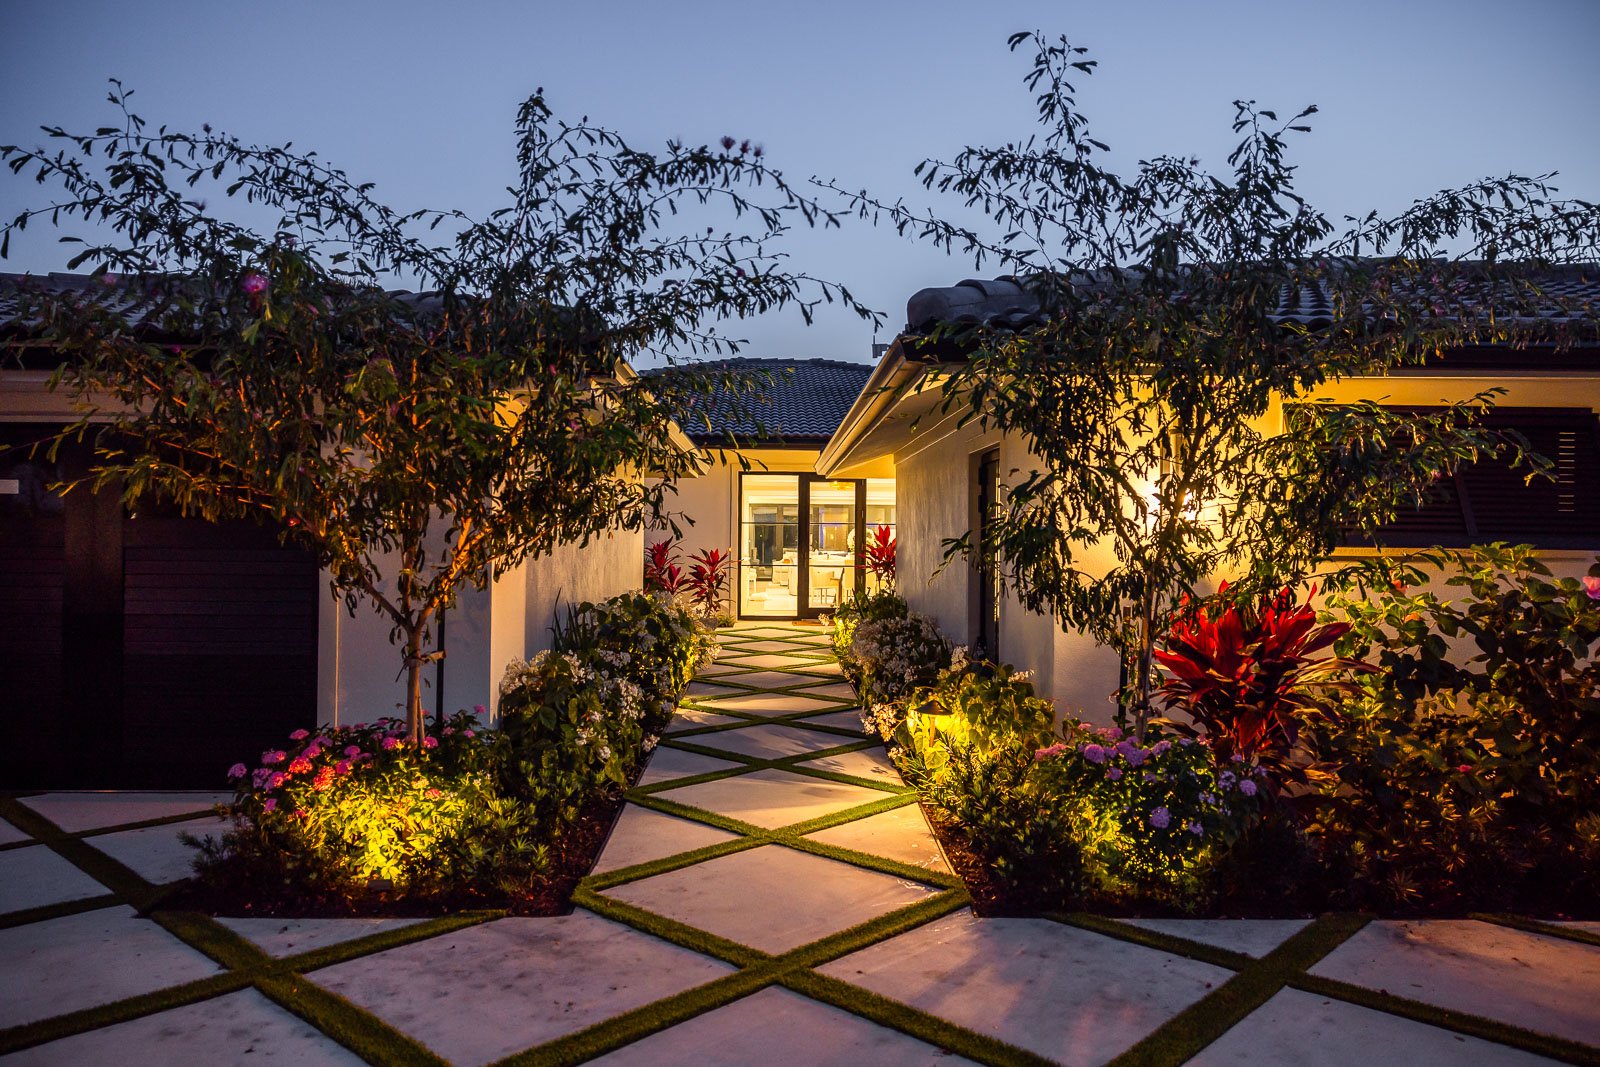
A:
[1362, 407, 1600, 549]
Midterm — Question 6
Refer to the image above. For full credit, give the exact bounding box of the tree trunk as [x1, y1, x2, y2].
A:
[403, 626, 427, 744]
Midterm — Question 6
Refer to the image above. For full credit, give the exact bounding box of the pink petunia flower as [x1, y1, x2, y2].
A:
[381, 736, 400, 750]
[1149, 806, 1171, 830]
[344, 745, 362, 758]
[1456, 763, 1472, 773]
[422, 736, 439, 749]
[473, 704, 486, 716]
[335, 759, 353, 775]
[227, 762, 248, 779]
[463, 729, 476, 738]
[1584, 576, 1600, 601]
[262, 798, 277, 812]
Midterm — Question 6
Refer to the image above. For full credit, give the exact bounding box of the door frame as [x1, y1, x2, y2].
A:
[736, 471, 866, 621]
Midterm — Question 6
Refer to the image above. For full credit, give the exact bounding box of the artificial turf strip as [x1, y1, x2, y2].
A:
[572, 886, 771, 968]
[781, 887, 973, 969]
[581, 836, 768, 893]
[781, 969, 1057, 1067]
[1047, 912, 1254, 972]
[0, 972, 256, 1056]
[286, 910, 508, 974]
[0, 892, 122, 930]
[1474, 912, 1600, 950]
[1288, 972, 1600, 1067]
[0, 795, 165, 909]
[1102, 913, 1370, 1067]
[254, 973, 450, 1067]
[492, 968, 781, 1067]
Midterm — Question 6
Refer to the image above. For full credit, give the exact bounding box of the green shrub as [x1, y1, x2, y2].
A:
[1307, 544, 1600, 908]
[552, 590, 716, 733]
[828, 589, 908, 686]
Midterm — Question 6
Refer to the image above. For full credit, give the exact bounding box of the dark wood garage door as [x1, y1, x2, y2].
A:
[1, 427, 319, 788]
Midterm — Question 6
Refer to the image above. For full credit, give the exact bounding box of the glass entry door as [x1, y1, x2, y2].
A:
[738, 474, 874, 619]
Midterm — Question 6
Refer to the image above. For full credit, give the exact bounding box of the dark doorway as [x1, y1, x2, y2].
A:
[974, 448, 1000, 660]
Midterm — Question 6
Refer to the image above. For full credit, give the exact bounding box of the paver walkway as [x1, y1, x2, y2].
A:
[3, 621, 1599, 1064]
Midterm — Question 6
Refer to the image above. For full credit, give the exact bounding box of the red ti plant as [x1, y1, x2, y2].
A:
[861, 524, 896, 589]
[686, 547, 732, 615]
[644, 538, 685, 595]
[1152, 583, 1369, 787]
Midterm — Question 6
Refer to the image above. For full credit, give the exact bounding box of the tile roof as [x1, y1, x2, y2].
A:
[904, 264, 1600, 335]
[657, 357, 875, 445]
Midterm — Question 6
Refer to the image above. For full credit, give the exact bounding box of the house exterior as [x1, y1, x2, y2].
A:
[817, 274, 1600, 725]
[654, 357, 895, 621]
[0, 272, 655, 787]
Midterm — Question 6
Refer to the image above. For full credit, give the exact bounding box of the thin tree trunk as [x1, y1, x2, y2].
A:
[404, 626, 427, 743]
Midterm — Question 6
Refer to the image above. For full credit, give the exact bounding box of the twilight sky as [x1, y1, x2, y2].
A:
[2, 0, 1597, 365]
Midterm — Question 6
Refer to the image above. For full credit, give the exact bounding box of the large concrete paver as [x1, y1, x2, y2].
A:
[314, 913, 733, 1066]
[817, 909, 1232, 1066]
[1122, 918, 1310, 959]
[0, 844, 111, 914]
[1188, 986, 1558, 1065]
[216, 917, 426, 959]
[85, 816, 224, 885]
[589, 986, 979, 1065]
[601, 845, 940, 954]
[593, 804, 742, 874]
[653, 768, 889, 829]
[636, 746, 742, 786]
[802, 746, 899, 782]
[0, 818, 30, 846]
[1310, 920, 1600, 1047]
[0, 988, 366, 1066]
[805, 804, 949, 872]
[19, 792, 229, 833]
[683, 723, 859, 761]
[0, 906, 224, 1028]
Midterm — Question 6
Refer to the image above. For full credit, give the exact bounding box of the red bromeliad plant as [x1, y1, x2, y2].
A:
[686, 547, 732, 615]
[862, 525, 896, 589]
[644, 538, 685, 595]
[1152, 584, 1370, 785]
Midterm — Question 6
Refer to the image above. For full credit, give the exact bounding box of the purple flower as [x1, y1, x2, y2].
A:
[344, 745, 362, 758]
[381, 736, 400, 750]
[261, 749, 286, 766]
[1187, 821, 1204, 836]
[252, 768, 272, 788]
[1150, 740, 1171, 756]
[1239, 779, 1258, 797]
[1106, 766, 1124, 781]
[226, 762, 247, 779]
[262, 798, 277, 812]
[241, 272, 268, 294]
[268, 772, 286, 789]
[1081, 743, 1107, 764]
[289, 729, 309, 741]
[422, 736, 439, 749]
[1123, 745, 1149, 767]
[1035, 742, 1069, 761]
[1149, 806, 1171, 830]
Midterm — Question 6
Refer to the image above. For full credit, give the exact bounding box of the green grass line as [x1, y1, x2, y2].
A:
[492, 968, 780, 1066]
[254, 972, 450, 1066]
[285, 910, 508, 973]
[1104, 913, 1369, 1067]
[0, 892, 122, 930]
[1289, 972, 1600, 1066]
[573, 887, 770, 968]
[780, 888, 973, 969]
[781, 969, 1057, 1067]
[581, 837, 766, 892]
[0, 972, 254, 1056]
[1047, 912, 1253, 971]
[1471, 912, 1600, 950]
[775, 835, 965, 890]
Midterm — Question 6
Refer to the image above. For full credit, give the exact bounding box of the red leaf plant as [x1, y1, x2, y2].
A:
[686, 547, 732, 615]
[861, 524, 896, 588]
[1152, 583, 1370, 788]
[644, 538, 685, 595]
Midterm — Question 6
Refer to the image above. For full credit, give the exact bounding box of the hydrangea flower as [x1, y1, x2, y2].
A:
[1238, 779, 1258, 796]
[1082, 743, 1107, 764]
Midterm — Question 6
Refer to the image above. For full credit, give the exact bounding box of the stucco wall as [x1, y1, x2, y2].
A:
[894, 422, 992, 643]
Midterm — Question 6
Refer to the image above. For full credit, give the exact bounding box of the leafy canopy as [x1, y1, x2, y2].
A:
[1, 82, 880, 736]
[830, 32, 1600, 717]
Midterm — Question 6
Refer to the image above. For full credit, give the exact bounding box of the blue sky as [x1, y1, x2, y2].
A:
[2, 0, 1597, 364]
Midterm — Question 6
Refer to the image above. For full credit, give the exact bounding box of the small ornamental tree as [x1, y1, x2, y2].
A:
[832, 33, 1600, 727]
[1, 83, 879, 741]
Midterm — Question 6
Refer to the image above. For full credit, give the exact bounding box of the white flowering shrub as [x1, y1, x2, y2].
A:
[850, 610, 952, 711]
[552, 591, 716, 734]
